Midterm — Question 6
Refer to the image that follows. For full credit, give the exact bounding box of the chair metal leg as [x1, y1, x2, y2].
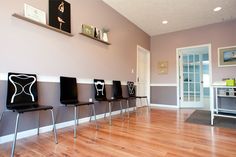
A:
[92, 104, 98, 129]
[50, 109, 58, 144]
[76, 105, 79, 125]
[119, 101, 124, 120]
[37, 111, 40, 135]
[0, 111, 4, 123]
[139, 98, 142, 107]
[134, 99, 137, 111]
[104, 103, 108, 118]
[74, 107, 77, 138]
[108, 102, 112, 125]
[11, 113, 20, 157]
[146, 98, 150, 111]
[126, 100, 130, 118]
[89, 105, 93, 122]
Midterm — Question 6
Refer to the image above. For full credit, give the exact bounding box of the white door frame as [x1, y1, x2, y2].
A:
[137, 45, 150, 103]
[176, 44, 212, 109]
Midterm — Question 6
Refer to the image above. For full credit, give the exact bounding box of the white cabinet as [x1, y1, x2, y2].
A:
[211, 86, 236, 125]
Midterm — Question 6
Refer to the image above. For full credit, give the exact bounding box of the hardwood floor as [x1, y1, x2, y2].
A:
[1, 108, 236, 157]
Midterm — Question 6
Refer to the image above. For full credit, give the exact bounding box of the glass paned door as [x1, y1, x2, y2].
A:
[180, 53, 204, 108]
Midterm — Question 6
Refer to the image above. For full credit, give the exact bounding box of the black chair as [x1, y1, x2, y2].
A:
[5, 72, 58, 157]
[113, 80, 130, 118]
[127, 81, 150, 110]
[94, 79, 118, 125]
[60, 76, 97, 138]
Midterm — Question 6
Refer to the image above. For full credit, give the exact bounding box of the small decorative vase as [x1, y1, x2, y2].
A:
[103, 32, 108, 42]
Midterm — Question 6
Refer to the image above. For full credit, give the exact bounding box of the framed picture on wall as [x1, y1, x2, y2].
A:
[218, 46, 236, 67]
[49, 0, 71, 33]
[24, 3, 46, 24]
[158, 61, 168, 74]
[82, 24, 95, 37]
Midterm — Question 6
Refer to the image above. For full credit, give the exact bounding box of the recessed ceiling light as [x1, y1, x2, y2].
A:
[214, 7, 222, 12]
[162, 20, 168, 24]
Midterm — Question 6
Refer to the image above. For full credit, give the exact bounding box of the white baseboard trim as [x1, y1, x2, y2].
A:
[0, 107, 135, 144]
[151, 104, 178, 109]
[150, 84, 177, 87]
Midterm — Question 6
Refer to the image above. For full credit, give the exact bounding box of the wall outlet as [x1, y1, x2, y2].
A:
[89, 98, 93, 102]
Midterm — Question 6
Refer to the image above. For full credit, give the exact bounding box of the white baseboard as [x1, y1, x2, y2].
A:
[0, 107, 134, 144]
[151, 104, 178, 109]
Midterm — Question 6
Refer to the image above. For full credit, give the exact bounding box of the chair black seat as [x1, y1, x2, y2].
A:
[61, 99, 79, 105]
[127, 96, 136, 99]
[12, 105, 53, 113]
[117, 96, 129, 100]
[77, 101, 94, 106]
[122, 97, 129, 100]
[95, 97, 118, 102]
[135, 96, 147, 98]
[61, 99, 94, 106]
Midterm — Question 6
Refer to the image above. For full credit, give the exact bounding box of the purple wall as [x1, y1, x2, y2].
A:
[0, 0, 149, 138]
[0, 0, 150, 81]
[151, 20, 236, 84]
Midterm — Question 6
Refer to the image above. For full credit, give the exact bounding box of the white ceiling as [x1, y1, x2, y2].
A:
[102, 0, 236, 36]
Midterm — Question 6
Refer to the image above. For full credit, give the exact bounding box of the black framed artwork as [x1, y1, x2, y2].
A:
[49, 0, 71, 33]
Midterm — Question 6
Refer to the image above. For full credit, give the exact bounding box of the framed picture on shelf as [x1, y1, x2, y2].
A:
[82, 24, 95, 37]
[24, 3, 46, 24]
[49, 0, 71, 33]
[218, 46, 236, 67]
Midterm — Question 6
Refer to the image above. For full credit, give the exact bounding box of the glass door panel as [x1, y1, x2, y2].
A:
[180, 52, 204, 108]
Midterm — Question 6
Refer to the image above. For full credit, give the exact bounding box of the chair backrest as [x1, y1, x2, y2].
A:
[127, 81, 136, 97]
[60, 76, 78, 104]
[7, 72, 38, 109]
[113, 80, 123, 99]
[94, 79, 107, 101]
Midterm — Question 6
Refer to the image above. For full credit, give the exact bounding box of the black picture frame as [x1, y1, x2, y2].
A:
[49, 0, 71, 33]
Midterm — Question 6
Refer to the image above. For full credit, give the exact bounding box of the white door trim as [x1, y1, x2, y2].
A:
[137, 45, 150, 103]
[176, 43, 212, 108]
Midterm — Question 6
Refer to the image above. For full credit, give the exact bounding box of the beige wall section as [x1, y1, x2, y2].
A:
[0, 0, 150, 81]
[151, 20, 236, 84]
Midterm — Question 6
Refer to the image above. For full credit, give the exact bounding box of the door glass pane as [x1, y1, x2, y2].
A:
[183, 64, 188, 72]
[195, 55, 199, 62]
[196, 83, 200, 92]
[203, 64, 209, 74]
[184, 83, 188, 91]
[183, 73, 188, 82]
[202, 53, 209, 61]
[189, 65, 194, 72]
[195, 64, 200, 73]
[190, 93, 194, 101]
[195, 73, 200, 82]
[189, 55, 193, 63]
[189, 73, 194, 82]
[190, 83, 194, 92]
[183, 55, 188, 63]
[184, 93, 188, 101]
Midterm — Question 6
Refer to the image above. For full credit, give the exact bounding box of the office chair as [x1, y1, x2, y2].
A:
[94, 79, 118, 125]
[127, 81, 150, 110]
[5, 72, 58, 157]
[113, 80, 130, 118]
[60, 76, 97, 138]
